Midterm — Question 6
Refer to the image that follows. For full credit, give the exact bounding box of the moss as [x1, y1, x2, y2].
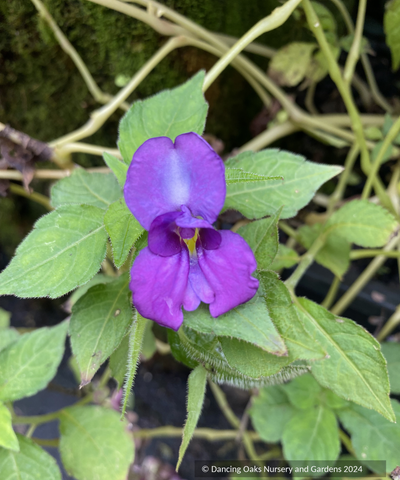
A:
[0, 0, 353, 152]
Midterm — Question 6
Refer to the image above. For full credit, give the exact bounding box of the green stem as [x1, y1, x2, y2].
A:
[57, 143, 122, 159]
[350, 249, 400, 260]
[377, 305, 400, 341]
[279, 221, 299, 241]
[362, 115, 400, 199]
[321, 276, 341, 310]
[202, 0, 302, 91]
[285, 235, 326, 290]
[343, 0, 366, 85]
[238, 121, 299, 152]
[339, 428, 355, 456]
[9, 183, 52, 210]
[331, 235, 400, 315]
[133, 426, 261, 441]
[31, 437, 60, 448]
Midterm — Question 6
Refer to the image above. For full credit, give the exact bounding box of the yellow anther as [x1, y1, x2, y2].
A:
[183, 228, 199, 254]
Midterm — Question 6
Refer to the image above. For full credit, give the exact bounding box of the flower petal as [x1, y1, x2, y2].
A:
[176, 205, 222, 250]
[197, 231, 259, 317]
[124, 133, 226, 230]
[148, 211, 181, 256]
[130, 247, 189, 330]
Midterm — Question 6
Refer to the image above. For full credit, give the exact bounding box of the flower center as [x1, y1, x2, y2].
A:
[183, 228, 199, 254]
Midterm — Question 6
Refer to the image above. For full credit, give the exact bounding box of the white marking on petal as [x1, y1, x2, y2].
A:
[165, 149, 190, 206]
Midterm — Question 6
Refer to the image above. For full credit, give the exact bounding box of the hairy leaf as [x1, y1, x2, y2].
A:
[59, 406, 134, 480]
[105, 198, 144, 268]
[237, 208, 281, 270]
[284, 373, 322, 409]
[270, 244, 299, 271]
[0, 329, 19, 353]
[224, 149, 342, 219]
[295, 298, 394, 422]
[324, 200, 397, 248]
[103, 152, 128, 187]
[381, 343, 400, 394]
[225, 168, 281, 185]
[0, 403, 19, 451]
[0, 322, 67, 402]
[0, 205, 108, 298]
[70, 274, 133, 385]
[183, 292, 287, 355]
[118, 71, 208, 164]
[177, 365, 207, 470]
[109, 334, 129, 388]
[338, 400, 400, 473]
[0, 435, 61, 480]
[51, 170, 121, 209]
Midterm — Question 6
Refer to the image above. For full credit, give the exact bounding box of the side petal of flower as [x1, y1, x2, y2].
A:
[148, 211, 182, 256]
[197, 231, 259, 317]
[130, 247, 189, 330]
[124, 133, 226, 230]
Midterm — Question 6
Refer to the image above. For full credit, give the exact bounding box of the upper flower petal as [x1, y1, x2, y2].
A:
[130, 246, 189, 330]
[197, 230, 259, 317]
[124, 133, 226, 230]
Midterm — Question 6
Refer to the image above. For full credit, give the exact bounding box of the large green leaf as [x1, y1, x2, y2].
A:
[103, 152, 128, 187]
[109, 334, 129, 388]
[68, 273, 114, 308]
[270, 244, 299, 271]
[282, 405, 340, 470]
[250, 386, 295, 443]
[0, 205, 108, 298]
[51, 170, 121, 209]
[70, 274, 133, 386]
[118, 71, 208, 164]
[183, 292, 286, 355]
[237, 208, 281, 270]
[0, 435, 61, 480]
[338, 400, 400, 473]
[384, 0, 400, 71]
[224, 150, 342, 219]
[294, 298, 394, 422]
[59, 406, 134, 480]
[105, 199, 144, 268]
[177, 365, 207, 470]
[0, 329, 19, 353]
[0, 403, 19, 451]
[298, 224, 350, 278]
[284, 374, 322, 409]
[0, 308, 10, 328]
[324, 200, 397, 248]
[0, 322, 68, 402]
[225, 168, 281, 185]
[259, 271, 326, 361]
[268, 42, 316, 86]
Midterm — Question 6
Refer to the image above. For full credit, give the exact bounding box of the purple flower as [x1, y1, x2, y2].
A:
[124, 132, 259, 330]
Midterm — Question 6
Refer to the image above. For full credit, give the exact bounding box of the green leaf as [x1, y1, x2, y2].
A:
[121, 314, 147, 417]
[338, 400, 400, 472]
[237, 208, 281, 270]
[324, 200, 398, 248]
[224, 149, 342, 220]
[298, 223, 350, 278]
[259, 271, 326, 362]
[381, 342, 400, 394]
[282, 405, 340, 470]
[118, 71, 208, 164]
[268, 42, 316, 86]
[109, 334, 129, 388]
[59, 406, 134, 480]
[384, 0, 400, 70]
[340, 34, 369, 54]
[177, 365, 207, 470]
[270, 244, 299, 271]
[0, 322, 68, 402]
[0, 205, 108, 298]
[250, 386, 295, 442]
[383, 113, 394, 136]
[105, 198, 144, 268]
[51, 169, 121, 209]
[0, 435, 61, 480]
[70, 274, 133, 386]
[294, 298, 395, 422]
[103, 152, 128, 187]
[0, 308, 11, 329]
[0, 329, 19, 353]
[306, 44, 340, 83]
[183, 291, 287, 355]
[168, 329, 199, 369]
[68, 273, 114, 308]
[310, 2, 337, 33]
[364, 126, 384, 141]
[0, 403, 19, 451]
[225, 168, 282, 185]
[284, 374, 322, 409]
